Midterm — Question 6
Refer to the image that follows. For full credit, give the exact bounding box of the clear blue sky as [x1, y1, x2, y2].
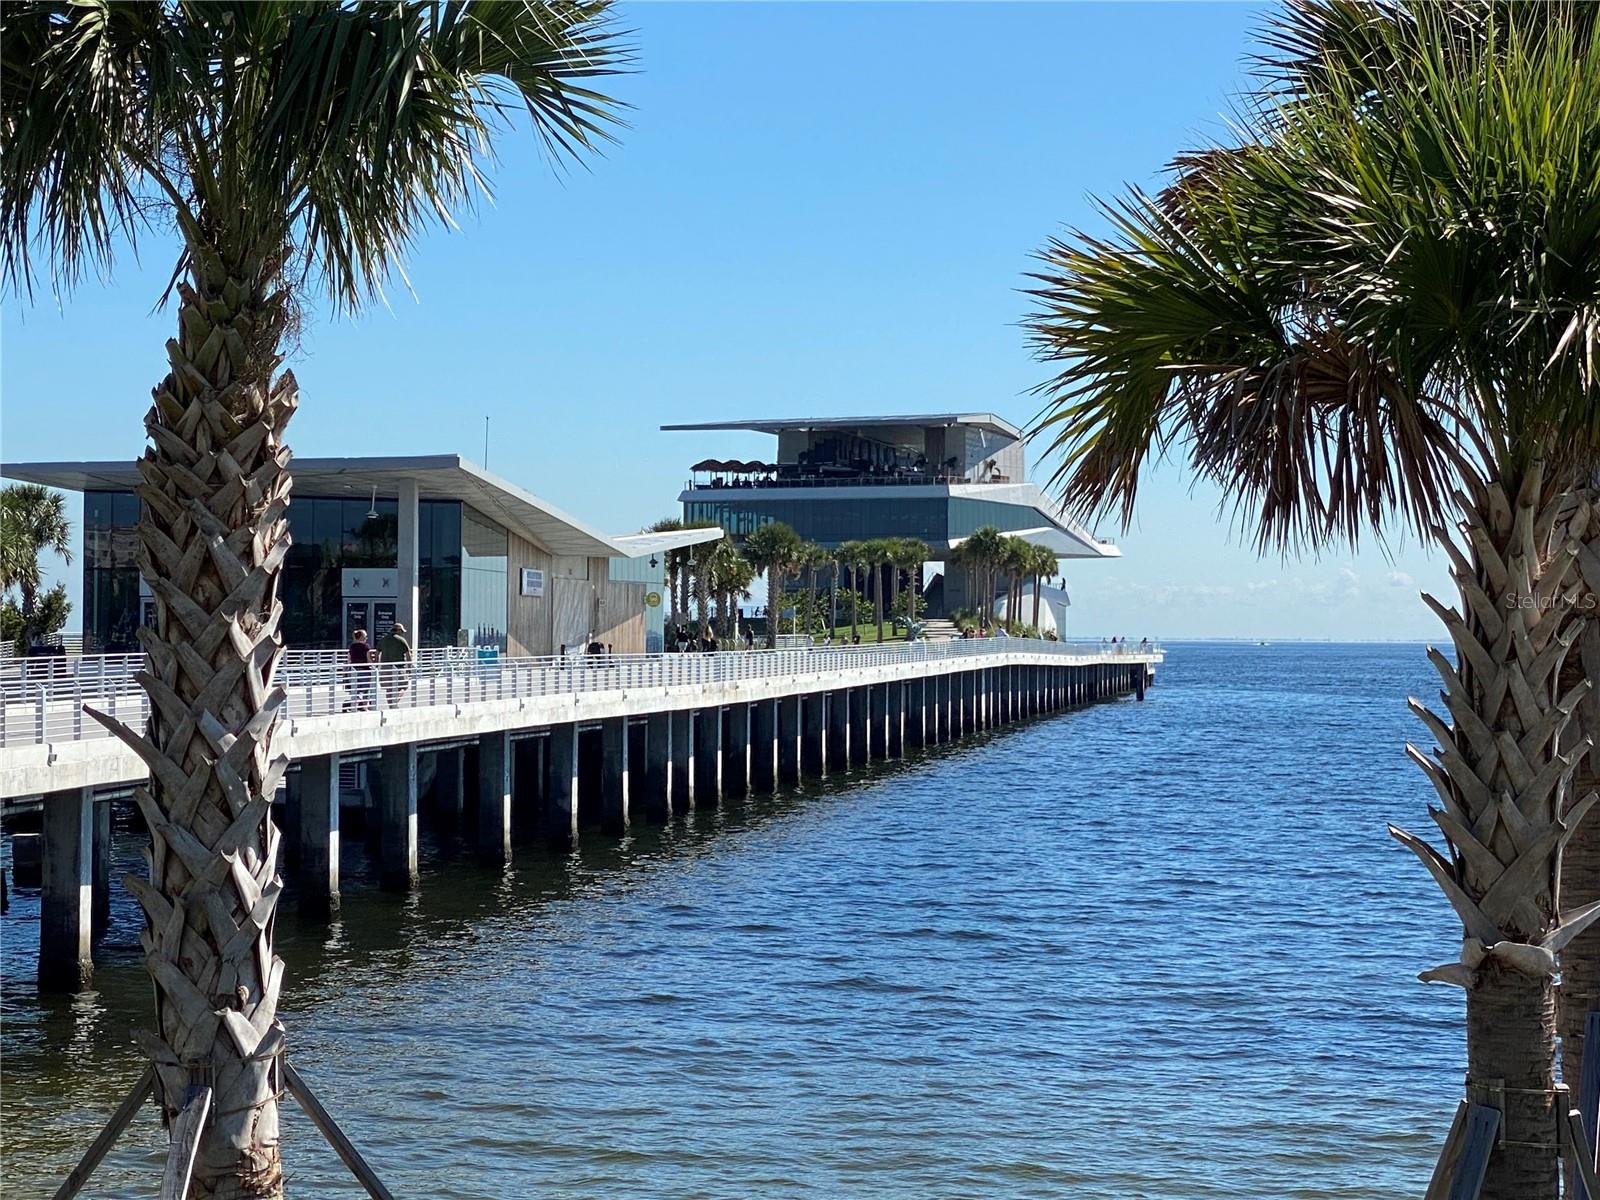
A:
[0, 1, 1449, 640]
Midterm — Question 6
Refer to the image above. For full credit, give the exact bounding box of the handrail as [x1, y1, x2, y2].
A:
[0, 638, 1162, 750]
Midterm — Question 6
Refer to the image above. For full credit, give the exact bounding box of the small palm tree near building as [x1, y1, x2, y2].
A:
[0, 4, 628, 1193]
[1026, 5, 1600, 1194]
[0, 483, 74, 653]
[952, 526, 1006, 632]
[744, 521, 806, 648]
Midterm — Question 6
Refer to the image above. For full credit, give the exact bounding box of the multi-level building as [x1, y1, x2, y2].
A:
[2, 455, 720, 655]
[663, 413, 1119, 616]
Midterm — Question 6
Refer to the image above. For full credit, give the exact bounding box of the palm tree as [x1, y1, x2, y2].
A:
[1002, 537, 1032, 630]
[0, 483, 74, 648]
[744, 522, 806, 648]
[1025, 5, 1600, 1195]
[861, 538, 896, 642]
[802, 540, 830, 638]
[1029, 544, 1059, 633]
[954, 526, 1006, 633]
[889, 537, 929, 637]
[837, 540, 869, 638]
[0, 4, 627, 1193]
[649, 516, 715, 623]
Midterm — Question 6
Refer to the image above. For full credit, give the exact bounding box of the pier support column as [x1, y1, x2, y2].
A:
[477, 732, 513, 865]
[906, 676, 926, 749]
[887, 681, 905, 759]
[804, 692, 828, 777]
[600, 717, 630, 833]
[960, 672, 975, 736]
[826, 690, 850, 772]
[434, 747, 465, 832]
[280, 777, 301, 872]
[91, 797, 111, 941]
[39, 786, 93, 992]
[545, 723, 580, 846]
[1136, 665, 1147, 701]
[298, 753, 340, 919]
[750, 699, 778, 792]
[695, 708, 723, 805]
[778, 694, 802, 783]
[644, 712, 672, 819]
[670, 709, 693, 810]
[724, 705, 751, 799]
[869, 684, 888, 759]
[933, 674, 949, 743]
[379, 743, 419, 891]
[849, 686, 869, 766]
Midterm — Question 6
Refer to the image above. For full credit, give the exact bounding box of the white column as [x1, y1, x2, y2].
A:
[397, 477, 421, 643]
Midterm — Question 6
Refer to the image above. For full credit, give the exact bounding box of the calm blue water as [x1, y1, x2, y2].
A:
[1, 643, 1461, 1197]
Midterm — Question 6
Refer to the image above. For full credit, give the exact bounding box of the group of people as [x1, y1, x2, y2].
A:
[344, 623, 413, 710]
[669, 623, 729, 653]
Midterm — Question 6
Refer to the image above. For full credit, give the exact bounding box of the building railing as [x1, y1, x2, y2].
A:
[684, 473, 1006, 492]
[0, 639, 1162, 750]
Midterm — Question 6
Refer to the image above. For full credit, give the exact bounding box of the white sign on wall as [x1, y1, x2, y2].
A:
[519, 567, 546, 598]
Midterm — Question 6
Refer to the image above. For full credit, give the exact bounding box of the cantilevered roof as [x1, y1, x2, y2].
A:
[662, 413, 1022, 440]
[1, 454, 661, 560]
[610, 527, 725, 558]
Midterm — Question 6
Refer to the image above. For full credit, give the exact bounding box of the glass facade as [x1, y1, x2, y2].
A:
[460, 505, 508, 649]
[683, 492, 1049, 549]
[685, 496, 949, 546]
[83, 491, 498, 651]
[83, 491, 145, 652]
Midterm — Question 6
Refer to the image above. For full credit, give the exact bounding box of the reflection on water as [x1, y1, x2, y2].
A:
[2, 645, 1460, 1198]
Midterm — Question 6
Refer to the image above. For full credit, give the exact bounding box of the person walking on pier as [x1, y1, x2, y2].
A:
[378, 622, 413, 706]
[345, 628, 375, 711]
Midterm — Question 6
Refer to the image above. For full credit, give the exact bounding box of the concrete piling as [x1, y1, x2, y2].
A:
[545, 722, 580, 846]
[38, 787, 93, 992]
[826, 690, 849, 772]
[669, 709, 694, 810]
[378, 743, 419, 891]
[644, 712, 672, 818]
[477, 732, 513, 865]
[694, 708, 723, 805]
[750, 699, 778, 793]
[778, 694, 802, 783]
[723, 705, 751, 799]
[298, 753, 341, 919]
[600, 717, 630, 832]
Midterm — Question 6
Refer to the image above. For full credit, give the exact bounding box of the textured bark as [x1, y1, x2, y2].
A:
[1392, 465, 1598, 1200]
[87, 236, 294, 1198]
[1470, 961, 1558, 1199]
[1556, 488, 1600, 1191]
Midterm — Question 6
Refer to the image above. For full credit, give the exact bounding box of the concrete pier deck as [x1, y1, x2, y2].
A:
[1, 639, 1161, 990]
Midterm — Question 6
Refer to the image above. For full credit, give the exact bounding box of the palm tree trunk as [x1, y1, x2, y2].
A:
[767, 570, 781, 649]
[889, 565, 899, 639]
[1031, 573, 1042, 630]
[1392, 465, 1598, 1200]
[1557, 490, 1600, 1174]
[874, 565, 885, 642]
[849, 568, 859, 635]
[90, 246, 293, 1197]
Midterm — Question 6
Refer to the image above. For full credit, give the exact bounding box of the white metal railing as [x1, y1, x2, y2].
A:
[0, 638, 1162, 750]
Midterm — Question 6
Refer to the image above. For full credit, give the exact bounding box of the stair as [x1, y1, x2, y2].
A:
[921, 618, 960, 641]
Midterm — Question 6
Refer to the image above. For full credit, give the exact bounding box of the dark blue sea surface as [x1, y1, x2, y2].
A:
[1, 643, 1461, 1197]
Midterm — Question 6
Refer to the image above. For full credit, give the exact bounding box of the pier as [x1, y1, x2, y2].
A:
[1, 639, 1160, 992]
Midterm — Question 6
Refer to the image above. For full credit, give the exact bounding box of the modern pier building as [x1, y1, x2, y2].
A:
[1, 455, 721, 656]
[662, 413, 1118, 613]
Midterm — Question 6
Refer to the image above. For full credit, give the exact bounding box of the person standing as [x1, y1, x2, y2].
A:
[346, 628, 375, 711]
[378, 622, 413, 706]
